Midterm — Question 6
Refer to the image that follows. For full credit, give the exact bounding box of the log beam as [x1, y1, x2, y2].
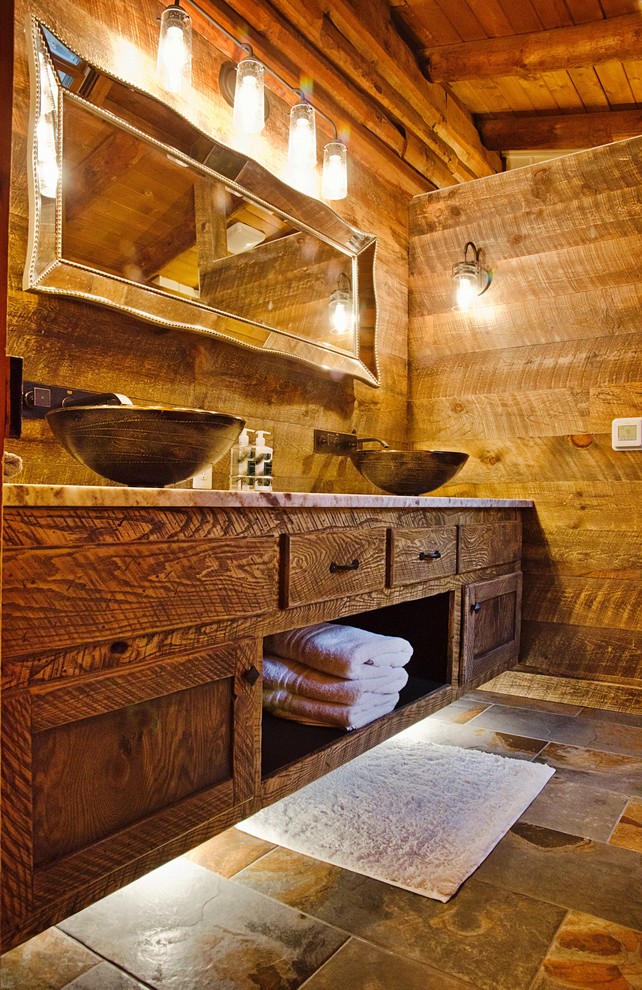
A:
[424, 12, 642, 82]
[480, 110, 642, 151]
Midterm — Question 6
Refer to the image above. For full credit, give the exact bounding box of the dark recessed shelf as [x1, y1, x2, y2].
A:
[261, 591, 452, 778]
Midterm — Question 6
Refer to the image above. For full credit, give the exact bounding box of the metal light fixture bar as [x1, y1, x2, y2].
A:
[181, 0, 348, 198]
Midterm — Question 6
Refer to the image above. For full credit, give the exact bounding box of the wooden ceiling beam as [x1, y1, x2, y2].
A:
[424, 12, 642, 82]
[480, 110, 642, 151]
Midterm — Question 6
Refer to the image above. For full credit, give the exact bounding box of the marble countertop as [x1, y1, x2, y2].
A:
[3, 484, 534, 510]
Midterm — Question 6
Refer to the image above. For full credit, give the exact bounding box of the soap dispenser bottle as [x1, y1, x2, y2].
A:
[254, 430, 273, 491]
[229, 428, 255, 491]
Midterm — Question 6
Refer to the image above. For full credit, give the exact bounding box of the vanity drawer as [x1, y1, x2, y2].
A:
[281, 529, 387, 608]
[458, 521, 522, 573]
[388, 526, 457, 587]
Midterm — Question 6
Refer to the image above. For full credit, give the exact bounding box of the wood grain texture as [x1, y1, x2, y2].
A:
[458, 521, 522, 571]
[282, 527, 388, 608]
[387, 525, 458, 586]
[2, 536, 278, 657]
[409, 136, 642, 711]
[1, 693, 33, 937]
[460, 571, 522, 684]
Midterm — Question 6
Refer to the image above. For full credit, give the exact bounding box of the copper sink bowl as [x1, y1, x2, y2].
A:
[350, 449, 468, 496]
[46, 405, 245, 487]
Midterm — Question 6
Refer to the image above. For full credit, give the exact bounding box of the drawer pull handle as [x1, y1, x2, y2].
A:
[419, 550, 441, 561]
[471, 602, 482, 613]
[243, 665, 260, 686]
[329, 559, 360, 573]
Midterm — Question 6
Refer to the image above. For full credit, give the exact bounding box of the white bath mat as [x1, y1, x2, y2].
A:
[238, 731, 555, 901]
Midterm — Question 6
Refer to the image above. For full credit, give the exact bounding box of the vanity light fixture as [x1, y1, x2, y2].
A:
[171, 0, 349, 199]
[452, 242, 492, 312]
[329, 273, 354, 335]
[156, 1, 192, 95]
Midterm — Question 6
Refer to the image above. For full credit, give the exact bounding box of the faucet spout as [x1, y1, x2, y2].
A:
[354, 437, 390, 450]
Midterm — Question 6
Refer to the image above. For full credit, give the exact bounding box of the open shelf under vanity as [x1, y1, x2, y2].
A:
[261, 591, 453, 778]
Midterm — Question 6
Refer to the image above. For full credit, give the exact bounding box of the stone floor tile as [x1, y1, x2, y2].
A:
[404, 715, 547, 760]
[58, 858, 347, 990]
[428, 699, 491, 725]
[301, 937, 477, 990]
[529, 911, 642, 990]
[536, 742, 642, 798]
[0, 928, 99, 990]
[576, 708, 642, 729]
[474, 822, 642, 931]
[63, 961, 149, 989]
[183, 824, 275, 877]
[236, 846, 566, 990]
[609, 799, 642, 853]
[519, 776, 628, 843]
[470, 706, 642, 758]
[465, 690, 583, 717]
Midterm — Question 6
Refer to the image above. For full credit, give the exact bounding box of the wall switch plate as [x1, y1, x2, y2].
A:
[611, 417, 642, 450]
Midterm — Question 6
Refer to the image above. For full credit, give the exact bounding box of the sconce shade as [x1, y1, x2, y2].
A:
[233, 57, 266, 134]
[156, 2, 192, 94]
[329, 273, 354, 335]
[289, 101, 317, 168]
[322, 140, 348, 200]
[452, 242, 492, 312]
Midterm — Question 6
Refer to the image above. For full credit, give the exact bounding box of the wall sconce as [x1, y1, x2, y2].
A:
[156, 1, 192, 95]
[452, 242, 492, 312]
[329, 273, 354, 335]
[161, 1, 348, 200]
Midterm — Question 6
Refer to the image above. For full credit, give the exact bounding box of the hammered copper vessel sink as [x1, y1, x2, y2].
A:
[350, 448, 469, 496]
[46, 405, 245, 487]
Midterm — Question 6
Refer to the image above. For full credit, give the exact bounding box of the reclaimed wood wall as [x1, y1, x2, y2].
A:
[8, 0, 430, 492]
[409, 137, 642, 711]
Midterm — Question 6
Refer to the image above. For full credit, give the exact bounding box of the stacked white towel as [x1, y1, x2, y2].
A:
[263, 622, 413, 731]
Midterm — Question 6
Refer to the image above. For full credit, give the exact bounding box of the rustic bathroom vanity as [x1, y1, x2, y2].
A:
[1, 486, 531, 949]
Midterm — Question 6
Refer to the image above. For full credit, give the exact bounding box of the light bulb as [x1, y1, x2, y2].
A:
[322, 141, 347, 200]
[329, 277, 354, 335]
[233, 58, 265, 134]
[157, 4, 192, 94]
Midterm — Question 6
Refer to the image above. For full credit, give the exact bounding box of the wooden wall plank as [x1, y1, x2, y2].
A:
[409, 137, 642, 709]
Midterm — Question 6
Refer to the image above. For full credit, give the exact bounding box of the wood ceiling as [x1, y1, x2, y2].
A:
[196, 0, 642, 190]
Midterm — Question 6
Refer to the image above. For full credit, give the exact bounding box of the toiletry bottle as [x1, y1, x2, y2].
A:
[192, 465, 213, 489]
[254, 430, 273, 490]
[229, 428, 254, 491]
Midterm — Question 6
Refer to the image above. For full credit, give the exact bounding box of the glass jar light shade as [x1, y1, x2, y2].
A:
[328, 277, 354, 335]
[233, 58, 265, 134]
[452, 264, 481, 312]
[156, 4, 192, 94]
[288, 101, 317, 168]
[322, 141, 348, 200]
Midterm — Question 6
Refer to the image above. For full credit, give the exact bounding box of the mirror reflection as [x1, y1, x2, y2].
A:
[25, 20, 380, 385]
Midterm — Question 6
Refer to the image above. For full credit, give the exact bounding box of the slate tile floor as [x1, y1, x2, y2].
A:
[2, 691, 641, 990]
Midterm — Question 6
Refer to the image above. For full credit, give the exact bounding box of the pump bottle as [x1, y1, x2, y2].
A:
[254, 430, 273, 490]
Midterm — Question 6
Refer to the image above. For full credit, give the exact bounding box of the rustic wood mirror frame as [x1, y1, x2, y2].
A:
[23, 17, 380, 387]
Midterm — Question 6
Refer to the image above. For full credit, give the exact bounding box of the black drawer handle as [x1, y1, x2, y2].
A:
[243, 665, 260, 686]
[471, 602, 481, 612]
[419, 550, 442, 561]
[330, 559, 360, 573]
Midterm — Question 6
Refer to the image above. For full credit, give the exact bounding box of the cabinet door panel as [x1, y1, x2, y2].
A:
[460, 572, 522, 685]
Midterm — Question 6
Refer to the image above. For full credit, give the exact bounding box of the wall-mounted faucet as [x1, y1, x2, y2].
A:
[22, 380, 133, 420]
[314, 429, 389, 455]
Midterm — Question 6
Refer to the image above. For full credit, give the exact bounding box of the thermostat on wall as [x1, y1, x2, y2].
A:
[611, 417, 642, 450]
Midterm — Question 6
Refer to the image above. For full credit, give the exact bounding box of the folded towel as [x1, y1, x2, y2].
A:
[263, 687, 398, 730]
[264, 623, 413, 679]
[263, 654, 408, 705]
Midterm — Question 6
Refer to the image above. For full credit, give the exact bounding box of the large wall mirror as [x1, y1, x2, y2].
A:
[24, 18, 380, 386]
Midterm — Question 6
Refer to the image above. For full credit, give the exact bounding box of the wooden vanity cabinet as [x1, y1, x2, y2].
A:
[0, 496, 528, 950]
